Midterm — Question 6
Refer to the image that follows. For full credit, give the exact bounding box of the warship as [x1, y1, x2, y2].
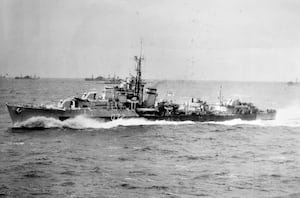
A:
[85, 75, 123, 84]
[287, 78, 300, 86]
[84, 75, 106, 81]
[6, 51, 276, 126]
[15, 74, 40, 80]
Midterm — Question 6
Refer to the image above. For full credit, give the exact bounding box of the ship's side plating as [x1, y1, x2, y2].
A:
[7, 104, 67, 125]
[6, 103, 138, 125]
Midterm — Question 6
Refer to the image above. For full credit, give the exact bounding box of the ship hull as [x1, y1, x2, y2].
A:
[6, 104, 139, 125]
[139, 114, 253, 122]
[6, 104, 276, 127]
[138, 111, 276, 122]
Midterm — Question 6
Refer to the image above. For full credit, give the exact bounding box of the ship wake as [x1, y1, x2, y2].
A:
[13, 116, 194, 129]
[206, 105, 300, 127]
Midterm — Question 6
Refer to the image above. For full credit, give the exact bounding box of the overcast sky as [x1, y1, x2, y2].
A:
[0, 0, 299, 81]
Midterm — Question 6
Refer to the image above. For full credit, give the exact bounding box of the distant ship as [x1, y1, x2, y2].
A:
[84, 75, 105, 81]
[287, 78, 300, 86]
[6, 48, 276, 127]
[15, 75, 39, 80]
[104, 77, 122, 84]
[85, 75, 123, 84]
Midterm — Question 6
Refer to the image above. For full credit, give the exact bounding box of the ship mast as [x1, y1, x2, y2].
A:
[218, 86, 223, 105]
[134, 40, 144, 105]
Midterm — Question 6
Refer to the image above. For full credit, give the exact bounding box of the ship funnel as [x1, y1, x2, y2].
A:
[143, 88, 157, 108]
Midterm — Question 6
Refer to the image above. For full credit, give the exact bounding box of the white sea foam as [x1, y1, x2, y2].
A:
[206, 105, 300, 127]
[14, 116, 194, 129]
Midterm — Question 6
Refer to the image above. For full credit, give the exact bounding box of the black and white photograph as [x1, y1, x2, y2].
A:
[0, 0, 300, 197]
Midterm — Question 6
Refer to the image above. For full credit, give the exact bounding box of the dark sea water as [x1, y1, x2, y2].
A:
[0, 78, 300, 198]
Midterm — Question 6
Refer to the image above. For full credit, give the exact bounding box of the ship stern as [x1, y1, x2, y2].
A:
[257, 109, 277, 120]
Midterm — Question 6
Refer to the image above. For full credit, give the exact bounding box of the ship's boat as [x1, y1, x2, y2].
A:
[6, 49, 277, 126]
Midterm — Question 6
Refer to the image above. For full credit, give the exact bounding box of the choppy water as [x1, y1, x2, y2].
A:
[0, 78, 300, 197]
